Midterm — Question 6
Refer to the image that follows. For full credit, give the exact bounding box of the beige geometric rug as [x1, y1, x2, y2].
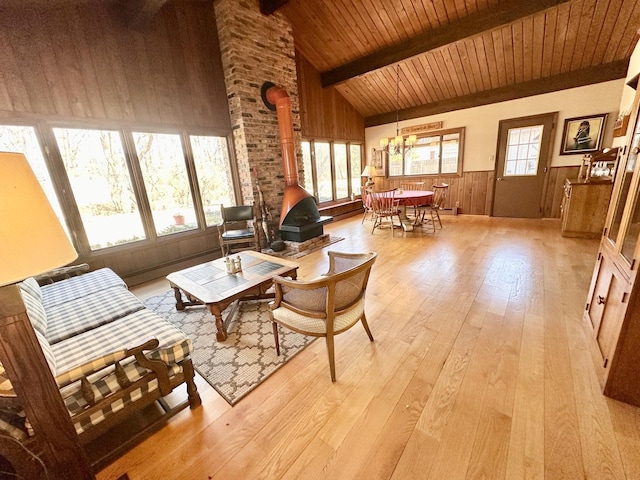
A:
[144, 291, 315, 405]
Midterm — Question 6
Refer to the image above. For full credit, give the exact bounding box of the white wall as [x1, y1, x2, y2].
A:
[366, 79, 624, 172]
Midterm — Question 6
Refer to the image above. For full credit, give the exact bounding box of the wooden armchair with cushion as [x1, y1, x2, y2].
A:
[268, 251, 377, 381]
[216, 204, 260, 256]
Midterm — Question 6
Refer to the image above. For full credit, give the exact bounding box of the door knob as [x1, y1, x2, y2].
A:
[497, 177, 503, 181]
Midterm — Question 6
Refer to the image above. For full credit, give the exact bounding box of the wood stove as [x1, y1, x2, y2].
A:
[262, 82, 332, 242]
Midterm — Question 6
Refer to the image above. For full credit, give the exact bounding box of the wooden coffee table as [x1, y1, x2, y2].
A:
[166, 251, 298, 341]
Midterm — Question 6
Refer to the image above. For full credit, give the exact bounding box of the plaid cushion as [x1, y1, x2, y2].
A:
[61, 362, 183, 435]
[0, 407, 28, 441]
[35, 330, 56, 375]
[46, 286, 146, 344]
[19, 280, 48, 337]
[19, 277, 42, 302]
[41, 268, 127, 310]
[53, 309, 192, 386]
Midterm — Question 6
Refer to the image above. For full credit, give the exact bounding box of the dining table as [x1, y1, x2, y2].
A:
[394, 189, 434, 231]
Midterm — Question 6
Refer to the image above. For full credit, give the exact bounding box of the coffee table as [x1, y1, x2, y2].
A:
[166, 251, 298, 341]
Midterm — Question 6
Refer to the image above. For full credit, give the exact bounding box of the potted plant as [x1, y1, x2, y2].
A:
[173, 212, 185, 225]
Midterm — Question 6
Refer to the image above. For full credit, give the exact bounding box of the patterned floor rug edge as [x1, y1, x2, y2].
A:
[144, 292, 316, 406]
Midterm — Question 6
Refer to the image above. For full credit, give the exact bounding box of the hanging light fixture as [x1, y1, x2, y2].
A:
[379, 64, 416, 155]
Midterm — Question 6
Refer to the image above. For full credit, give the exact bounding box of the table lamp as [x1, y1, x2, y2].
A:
[0, 152, 93, 478]
[361, 165, 376, 190]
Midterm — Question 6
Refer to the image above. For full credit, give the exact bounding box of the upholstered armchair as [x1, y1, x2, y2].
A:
[216, 204, 260, 256]
[268, 251, 377, 381]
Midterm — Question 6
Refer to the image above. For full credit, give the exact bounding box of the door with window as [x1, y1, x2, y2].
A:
[492, 113, 557, 217]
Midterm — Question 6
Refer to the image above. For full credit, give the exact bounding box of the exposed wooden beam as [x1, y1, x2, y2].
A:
[322, 0, 573, 87]
[364, 60, 629, 127]
[260, 0, 289, 15]
[120, 0, 168, 30]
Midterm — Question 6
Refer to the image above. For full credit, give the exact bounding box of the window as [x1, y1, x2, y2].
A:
[53, 127, 145, 249]
[302, 139, 363, 204]
[190, 135, 235, 227]
[350, 144, 362, 197]
[134, 132, 197, 236]
[504, 126, 543, 176]
[2, 121, 235, 254]
[390, 127, 464, 177]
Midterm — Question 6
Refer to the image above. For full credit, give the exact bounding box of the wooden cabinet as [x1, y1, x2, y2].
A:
[584, 85, 640, 407]
[560, 178, 613, 238]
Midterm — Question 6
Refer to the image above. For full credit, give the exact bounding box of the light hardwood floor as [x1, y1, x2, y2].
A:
[97, 215, 640, 480]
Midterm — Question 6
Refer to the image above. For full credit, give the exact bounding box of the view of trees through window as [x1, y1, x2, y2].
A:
[1, 123, 235, 253]
[302, 139, 362, 204]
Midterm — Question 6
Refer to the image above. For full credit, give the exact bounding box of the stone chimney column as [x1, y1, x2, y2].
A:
[214, 0, 302, 242]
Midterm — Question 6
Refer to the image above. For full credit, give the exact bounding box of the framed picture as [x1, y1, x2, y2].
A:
[560, 113, 608, 155]
[371, 148, 387, 177]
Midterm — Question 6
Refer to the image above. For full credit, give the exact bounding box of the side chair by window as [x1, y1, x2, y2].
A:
[216, 204, 260, 256]
[269, 251, 378, 382]
[369, 189, 402, 236]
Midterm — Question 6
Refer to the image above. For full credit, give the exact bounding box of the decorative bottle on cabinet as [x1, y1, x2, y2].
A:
[584, 84, 640, 407]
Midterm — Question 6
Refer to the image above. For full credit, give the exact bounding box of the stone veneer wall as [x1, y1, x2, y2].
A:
[214, 0, 302, 244]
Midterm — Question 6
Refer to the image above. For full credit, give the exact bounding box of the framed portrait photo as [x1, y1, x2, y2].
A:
[560, 113, 608, 155]
[371, 148, 388, 177]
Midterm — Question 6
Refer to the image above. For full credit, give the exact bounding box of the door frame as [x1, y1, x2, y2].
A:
[490, 112, 558, 217]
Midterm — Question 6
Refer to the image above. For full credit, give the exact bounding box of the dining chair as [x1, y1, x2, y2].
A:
[361, 187, 375, 224]
[216, 204, 260, 255]
[269, 251, 378, 381]
[369, 189, 402, 236]
[400, 181, 426, 218]
[418, 183, 449, 231]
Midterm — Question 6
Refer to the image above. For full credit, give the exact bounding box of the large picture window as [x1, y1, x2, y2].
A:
[390, 127, 464, 177]
[302, 139, 363, 204]
[1, 121, 235, 255]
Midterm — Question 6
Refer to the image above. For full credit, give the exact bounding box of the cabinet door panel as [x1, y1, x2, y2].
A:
[595, 273, 625, 368]
[587, 256, 613, 333]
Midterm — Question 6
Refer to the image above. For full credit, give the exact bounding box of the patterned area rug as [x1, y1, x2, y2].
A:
[144, 291, 315, 405]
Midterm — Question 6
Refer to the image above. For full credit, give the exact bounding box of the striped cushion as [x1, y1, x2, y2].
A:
[53, 309, 192, 387]
[41, 268, 127, 310]
[19, 279, 48, 337]
[46, 286, 146, 344]
[61, 363, 183, 435]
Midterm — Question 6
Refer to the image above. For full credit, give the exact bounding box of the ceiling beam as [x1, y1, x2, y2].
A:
[120, 0, 168, 30]
[260, 0, 289, 15]
[364, 60, 630, 127]
[322, 0, 573, 87]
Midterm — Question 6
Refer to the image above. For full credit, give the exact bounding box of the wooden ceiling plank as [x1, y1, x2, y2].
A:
[447, 44, 471, 96]
[599, 0, 633, 64]
[463, 37, 484, 93]
[472, 34, 492, 91]
[452, 0, 469, 20]
[616, 2, 640, 58]
[541, 9, 557, 78]
[433, 0, 454, 23]
[579, 0, 610, 68]
[320, 0, 573, 87]
[569, 0, 596, 70]
[559, 1, 582, 73]
[403, 58, 432, 104]
[364, 60, 629, 126]
[482, 31, 500, 90]
[418, 54, 446, 101]
[427, 50, 456, 99]
[491, 29, 507, 88]
[512, 22, 524, 84]
[398, 0, 426, 37]
[438, 46, 464, 97]
[531, 12, 545, 80]
[120, 0, 168, 30]
[591, 0, 625, 65]
[418, 0, 443, 29]
[456, 41, 479, 94]
[464, 0, 478, 15]
[501, 25, 515, 86]
[522, 16, 534, 82]
[550, 2, 570, 76]
[368, 0, 404, 43]
[322, 1, 371, 60]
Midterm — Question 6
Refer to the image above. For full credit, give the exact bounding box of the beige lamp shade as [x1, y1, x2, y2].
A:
[361, 165, 377, 178]
[0, 151, 77, 287]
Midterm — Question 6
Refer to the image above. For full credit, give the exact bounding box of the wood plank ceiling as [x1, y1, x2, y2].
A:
[275, 0, 640, 126]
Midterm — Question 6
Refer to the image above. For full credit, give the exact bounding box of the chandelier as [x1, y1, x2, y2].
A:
[379, 64, 416, 155]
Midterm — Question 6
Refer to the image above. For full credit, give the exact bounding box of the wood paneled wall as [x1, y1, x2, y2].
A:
[296, 52, 364, 141]
[376, 166, 580, 217]
[0, 2, 230, 130]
